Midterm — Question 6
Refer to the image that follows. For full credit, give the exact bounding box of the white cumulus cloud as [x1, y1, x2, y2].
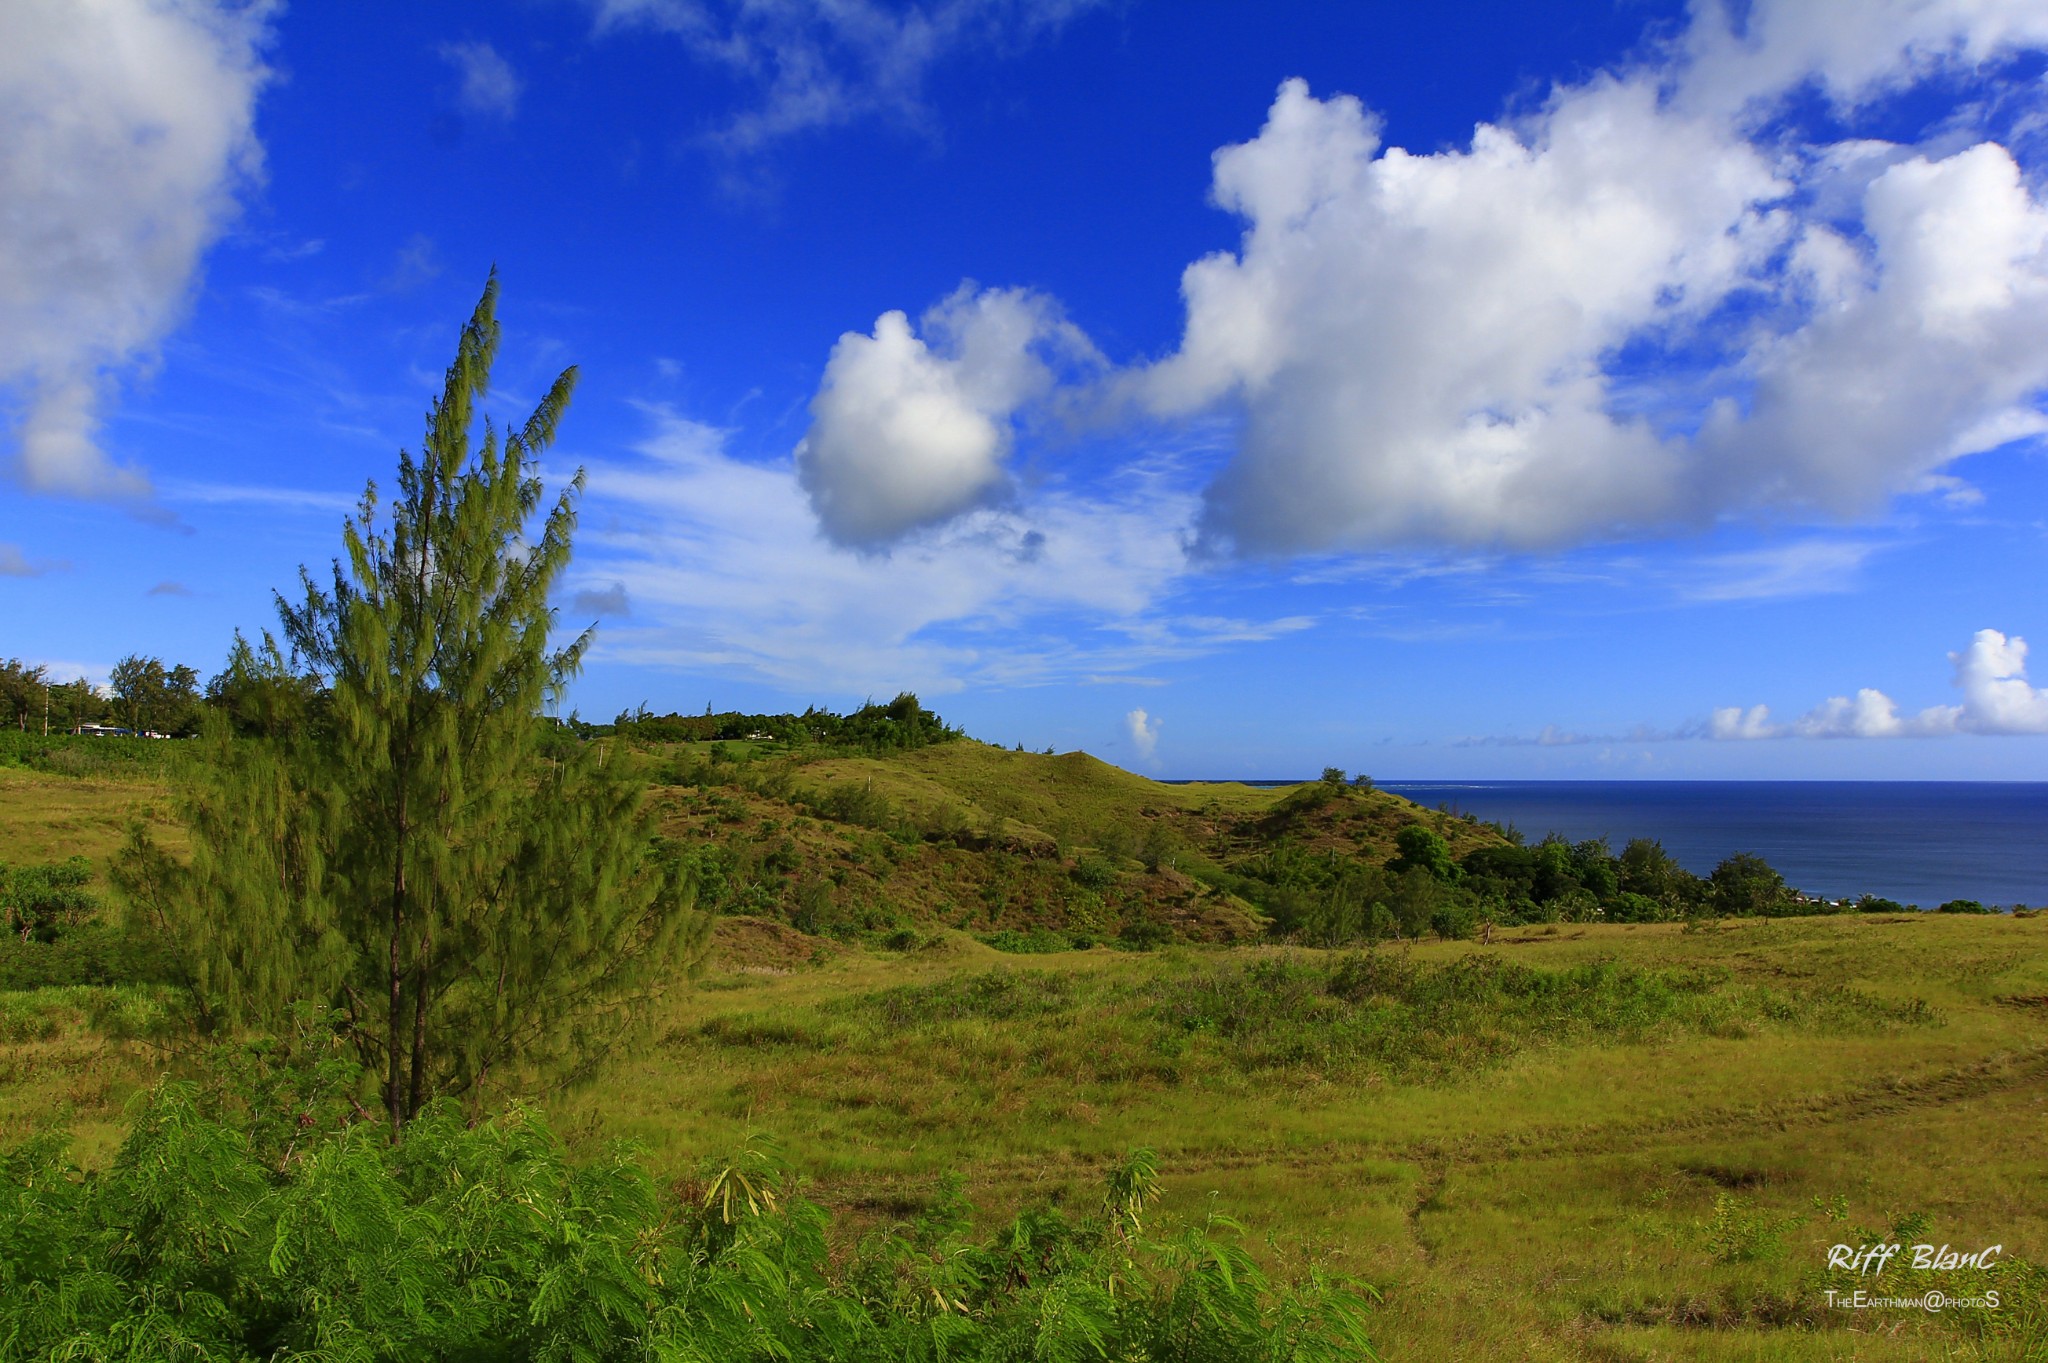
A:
[1712, 628, 2048, 739]
[1149, 36, 2048, 553]
[1677, 0, 2048, 118]
[1791, 689, 1959, 739]
[1125, 708, 1160, 761]
[812, 1, 2048, 557]
[1951, 627, 2048, 733]
[795, 285, 1099, 548]
[1710, 704, 1781, 741]
[1138, 73, 1781, 553]
[0, 0, 274, 498]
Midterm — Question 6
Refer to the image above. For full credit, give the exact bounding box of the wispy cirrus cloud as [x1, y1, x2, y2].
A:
[1672, 538, 1887, 602]
[589, 0, 1109, 153]
[0, 543, 63, 578]
[439, 40, 521, 121]
[156, 479, 358, 514]
[567, 406, 1306, 696]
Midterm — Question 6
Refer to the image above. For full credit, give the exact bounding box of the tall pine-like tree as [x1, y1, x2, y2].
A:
[120, 276, 707, 1131]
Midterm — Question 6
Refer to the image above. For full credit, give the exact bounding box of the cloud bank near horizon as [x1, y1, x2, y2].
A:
[1472, 628, 2048, 747]
[1712, 628, 2048, 740]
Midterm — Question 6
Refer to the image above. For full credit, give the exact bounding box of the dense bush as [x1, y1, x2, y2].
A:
[0, 922, 183, 990]
[0, 858, 182, 990]
[612, 692, 962, 754]
[979, 927, 1083, 954]
[1, 856, 98, 942]
[0, 1084, 1377, 1362]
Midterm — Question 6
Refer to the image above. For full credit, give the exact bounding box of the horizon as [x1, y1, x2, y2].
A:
[6, 0, 2048, 781]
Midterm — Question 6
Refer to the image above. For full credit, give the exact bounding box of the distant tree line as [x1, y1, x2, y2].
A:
[1, 634, 338, 739]
[605, 690, 962, 753]
[1, 654, 207, 735]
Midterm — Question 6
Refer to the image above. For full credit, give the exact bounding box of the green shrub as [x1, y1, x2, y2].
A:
[1, 856, 98, 942]
[1699, 1191, 1796, 1264]
[1428, 902, 1479, 941]
[851, 968, 1082, 1026]
[980, 926, 1076, 954]
[1117, 919, 1175, 951]
[0, 1084, 1379, 1362]
[0, 921, 183, 990]
[1071, 855, 1118, 890]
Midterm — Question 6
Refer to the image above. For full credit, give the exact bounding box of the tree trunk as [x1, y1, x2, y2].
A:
[386, 799, 408, 1136]
[407, 925, 431, 1120]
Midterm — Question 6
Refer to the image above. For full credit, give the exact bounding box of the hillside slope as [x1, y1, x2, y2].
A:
[638, 737, 1509, 944]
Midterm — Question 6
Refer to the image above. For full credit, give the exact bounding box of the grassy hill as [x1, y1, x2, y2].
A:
[633, 735, 1508, 945]
[3, 730, 2045, 1359]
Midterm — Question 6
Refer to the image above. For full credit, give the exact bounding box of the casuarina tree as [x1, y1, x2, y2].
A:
[120, 275, 707, 1132]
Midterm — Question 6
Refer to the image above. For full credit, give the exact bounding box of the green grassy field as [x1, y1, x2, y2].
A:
[2, 750, 2044, 1360]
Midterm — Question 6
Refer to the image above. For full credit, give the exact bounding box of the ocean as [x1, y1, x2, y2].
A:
[1370, 781, 2048, 907]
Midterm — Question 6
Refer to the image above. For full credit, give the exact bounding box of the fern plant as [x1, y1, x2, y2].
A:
[0, 1083, 1379, 1362]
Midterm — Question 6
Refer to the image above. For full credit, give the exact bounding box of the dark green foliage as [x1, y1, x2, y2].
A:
[114, 278, 709, 1132]
[979, 927, 1084, 954]
[0, 1084, 1377, 1362]
[852, 969, 1081, 1026]
[1117, 920, 1175, 951]
[1428, 902, 1479, 941]
[1855, 895, 1908, 913]
[1386, 827, 1458, 882]
[1604, 891, 1668, 924]
[808, 777, 901, 830]
[1, 857, 97, 942]
[0, 659, 50, 733]
[108, 655, 204, 735]
[0, 729, 193, 778]
[0, 923, 182, 990]
[1709, 853, 1795, 917]
[1936, 898, 1994, 914]
[1071, 855, 1119, 890]
[1618, 838, 1700, 907]
[614, 691, 962, 753]
[204, 632, 327, 738]
[0, 661, 147, 739]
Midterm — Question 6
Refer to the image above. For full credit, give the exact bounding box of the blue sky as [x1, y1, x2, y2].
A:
[5, 0, 2048, 779]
